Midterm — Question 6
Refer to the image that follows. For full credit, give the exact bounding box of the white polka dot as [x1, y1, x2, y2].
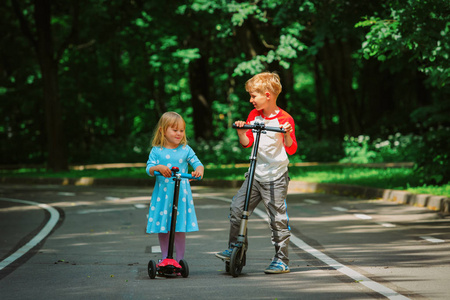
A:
[188, 208, 192, 213]
[156, 221, 160, 226]
[157, 197, 161, 202]
[151, 206, 155, 211]
[184, 189, 188, 194]
[167, 163, 172, 168]
[182, 197, 186, 202]
[161, 226, 165, 231]
[164, 210, 167, 214]
[160, 211, 163, 216]
[166, 155, 170, 159]
[165, 178, 169, 183]
[190, 158, 195, 163]
[190, 200, 194, 205]
[149, 218, 153, 222]
[179, 159, 183, 163]
[192, 223, 196, 227]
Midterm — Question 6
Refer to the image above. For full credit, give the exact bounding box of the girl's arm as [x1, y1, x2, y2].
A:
[191, 165, 204, 179]
[148, 165, 172, 177]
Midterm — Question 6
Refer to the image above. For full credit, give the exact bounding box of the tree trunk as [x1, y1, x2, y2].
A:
[321, 39, 361, 136]
[313, 57, 324, 141]
[189, 54, 213, 140]
[34, 0, 68, 171]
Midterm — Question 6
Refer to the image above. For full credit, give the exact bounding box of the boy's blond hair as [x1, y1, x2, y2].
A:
[245, 72, 282, 97]
[151, 111, 187, 147]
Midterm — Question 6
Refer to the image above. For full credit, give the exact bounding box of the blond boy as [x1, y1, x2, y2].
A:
[216, 72, 297, 273]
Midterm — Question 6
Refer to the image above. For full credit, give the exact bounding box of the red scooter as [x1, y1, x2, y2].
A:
[148, 167, 201, 279]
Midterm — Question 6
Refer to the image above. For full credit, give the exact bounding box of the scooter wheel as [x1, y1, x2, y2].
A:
[229, 247, 245, 277]
[179, 259, 189, 278]
[148, 260, 157, 279]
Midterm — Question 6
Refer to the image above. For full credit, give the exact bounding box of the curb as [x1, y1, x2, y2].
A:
[1, 176, 448, 214]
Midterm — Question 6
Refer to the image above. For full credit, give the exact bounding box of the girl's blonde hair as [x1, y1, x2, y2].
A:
[245, 72, 282, 96]
[151, 111, 187, 147]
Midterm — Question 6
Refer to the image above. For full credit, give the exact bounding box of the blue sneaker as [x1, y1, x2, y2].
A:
[264, 260, 290, 274]
[215, 248, 232, 260]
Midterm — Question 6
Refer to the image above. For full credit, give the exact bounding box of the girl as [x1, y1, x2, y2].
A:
[146, 111, 204, 263]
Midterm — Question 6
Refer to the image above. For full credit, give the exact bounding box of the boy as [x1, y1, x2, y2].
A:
[215, 72, 297, 274]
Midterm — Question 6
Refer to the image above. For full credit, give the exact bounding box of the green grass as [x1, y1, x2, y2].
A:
[1, 165, 449, 197]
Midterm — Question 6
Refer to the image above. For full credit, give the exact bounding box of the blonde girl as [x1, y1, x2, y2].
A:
[146, 111, 204, 262]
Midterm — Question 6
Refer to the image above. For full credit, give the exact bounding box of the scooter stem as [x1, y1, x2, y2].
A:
[167, 170, 181, 259]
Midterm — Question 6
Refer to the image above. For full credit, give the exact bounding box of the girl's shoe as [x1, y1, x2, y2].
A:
[264, 260, 290, 274]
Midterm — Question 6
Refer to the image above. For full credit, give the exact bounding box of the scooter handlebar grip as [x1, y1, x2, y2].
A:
[153, 171, 202, 181]
[232, 124, 254, 130]
[232, 123, 286, 133]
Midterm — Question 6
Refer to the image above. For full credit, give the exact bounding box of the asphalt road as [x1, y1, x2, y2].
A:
[0, 184, 449, 300]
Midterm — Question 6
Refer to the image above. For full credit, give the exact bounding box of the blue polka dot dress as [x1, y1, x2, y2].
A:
[146, 145, 203, 233]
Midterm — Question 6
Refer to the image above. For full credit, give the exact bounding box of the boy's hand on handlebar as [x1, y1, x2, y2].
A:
[281, 122, 293, 134]
[234, 120, 250, 147]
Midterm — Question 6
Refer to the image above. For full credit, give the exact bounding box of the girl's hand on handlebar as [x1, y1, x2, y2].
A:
[155, 165, 172, 177]
[190, 166, 204, 181]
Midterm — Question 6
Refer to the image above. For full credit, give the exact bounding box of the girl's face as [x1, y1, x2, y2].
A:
[249, 90, 269, 111]
[163, 123, 185, 148]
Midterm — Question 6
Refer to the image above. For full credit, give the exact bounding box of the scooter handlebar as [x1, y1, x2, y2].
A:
[154, 171, 202, 181]
[232, 123, 286, 133]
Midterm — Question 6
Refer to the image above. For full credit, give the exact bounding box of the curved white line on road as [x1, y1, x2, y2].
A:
[207, 196, 409, 300]
[0, 198, 60, 271]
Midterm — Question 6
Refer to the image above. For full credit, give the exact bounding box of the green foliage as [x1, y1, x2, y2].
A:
[410, 100, 450, 184]
[356, 0, 450, 88]
[1, 0, 449, 189]
[340, 134, 417, 164]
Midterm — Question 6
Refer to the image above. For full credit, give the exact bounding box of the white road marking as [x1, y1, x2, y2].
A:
[152, 246, 161, 253]
[378, 222, 396, 228]
[0, 198, 60, 271]
[57, 192, 75, 196]
[105, 196, 121, 200]
[134, 204, 147, 209]
[77, 207, 135, 214]
[208, 195, 409, 300]
[420, 236, 444, 243]
[332, 206, 348, 212]
[304, 199, 320, 204]
[354, 213, 372, 220]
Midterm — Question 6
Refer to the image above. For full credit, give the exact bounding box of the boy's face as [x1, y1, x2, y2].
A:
[248, 90, 270, 111]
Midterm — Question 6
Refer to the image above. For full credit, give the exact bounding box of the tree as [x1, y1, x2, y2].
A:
[10, 0, 80, 171]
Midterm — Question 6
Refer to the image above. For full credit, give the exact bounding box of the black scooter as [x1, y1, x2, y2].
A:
[224, 119, 286, 277]
[148, 167, 201, 279]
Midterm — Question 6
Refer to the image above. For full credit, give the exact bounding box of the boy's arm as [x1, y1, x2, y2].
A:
[234, 120, 250, 147]
[282, 117, 297, 155]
